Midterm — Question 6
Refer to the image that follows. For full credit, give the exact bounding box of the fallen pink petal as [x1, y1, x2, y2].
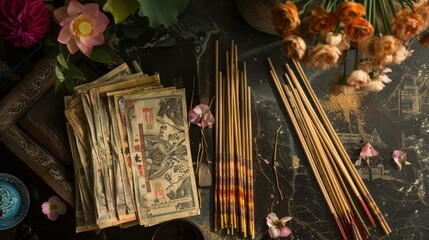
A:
[360, 143, 378, 158]
[391, 150, 411, 171]
[266, 212, 292, 238]
[42, 196, 67, 221]
[188, 103, 215, 129]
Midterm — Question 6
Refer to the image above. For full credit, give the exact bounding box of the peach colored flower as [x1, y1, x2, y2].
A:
[391, 9, 425, 40]
[272, 2, 300, 36]
[363, 80, 386, 92]
[390, 45, 413, 65]
[307, 7, 337, 33]
[345, 17, 374, 43]
[323, 32, 343, 46]
[347, 69, 371, 89]
[54, 0, 109, 57]
[414, 0, 429, 27]
[306, 44, 341, 69]
[374, 35, 401, 58]
[418, 32, 429, 48]
[359, 36, 377, 58]
[335, 2, 366, 24]
[283, 35, 307, 60]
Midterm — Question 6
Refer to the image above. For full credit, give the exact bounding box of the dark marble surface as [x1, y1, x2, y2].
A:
[1, 0, 428, 239]
[108, 0, 429, 239]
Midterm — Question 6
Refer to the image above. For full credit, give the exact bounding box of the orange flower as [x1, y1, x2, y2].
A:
[307, 7, 337, 33]
[272, 2, 301, 36]
[374, 35, 401, 58]
[391, 9, 425, 40]
[345, 17, 374, 43]
[283, 35, 307, 60]
[414, 0, 429, 27]
[335, 2, 366, 24]
[306, 44, 341, 69]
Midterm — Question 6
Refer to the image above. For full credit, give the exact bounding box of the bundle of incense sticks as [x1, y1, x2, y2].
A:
[267, 58, 391, 240]
[214, 40, 254, 239]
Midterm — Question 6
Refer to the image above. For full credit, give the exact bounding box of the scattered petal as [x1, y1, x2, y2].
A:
[266, 212, 292, 238]
[188, 104, 215, 129]
[360, 143, 378, 158]
[41, 196, 67, 221]
[391, 150, 411, 171]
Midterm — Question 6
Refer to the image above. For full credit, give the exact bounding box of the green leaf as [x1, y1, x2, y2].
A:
[64, 64, 86, 81]
[103, 0, 140, 24]
[55, 64, 66, 83]
[137, 0, 190, 28]
[57, 53, 68, 69]
[90, 45, 114, 64]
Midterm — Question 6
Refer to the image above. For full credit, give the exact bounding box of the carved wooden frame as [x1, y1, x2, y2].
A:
[0, 57, 76, 205]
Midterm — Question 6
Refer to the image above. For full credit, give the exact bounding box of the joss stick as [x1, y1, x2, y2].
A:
[291, 60, 391, 234]
[226, 49, 235, 234]
[267, 63, 347, 239]
[283, 72, 369, 238]
[247, 86, 255, 239]
[283, 68, 372, 239]
[214, 40, 220, 231]
[283, 69, 370, 238]
[219, 71, 227, 230]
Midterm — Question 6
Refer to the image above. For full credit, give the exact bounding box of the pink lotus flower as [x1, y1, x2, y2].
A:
[0, 0, 50, 47]
[266, 212, 292, 238]
[188, 104, 215, 129]
[391, 150, 411, 171]
[54, 0, 109, 57]
[41, 196, 67, 221]
[355, 143, 378, 166]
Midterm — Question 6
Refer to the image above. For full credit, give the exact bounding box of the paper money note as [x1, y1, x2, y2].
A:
[124, 88, 200, 226]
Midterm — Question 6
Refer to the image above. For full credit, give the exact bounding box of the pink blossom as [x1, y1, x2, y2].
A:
[41, 196, 67, 221]
[188, 104, 215, 129]
[391, 150, 411, 171]
[356, 143, 378, 166]
[0, 0, 50, 47]
[266, 213, 292, 238]
[54, 0, 109, 57]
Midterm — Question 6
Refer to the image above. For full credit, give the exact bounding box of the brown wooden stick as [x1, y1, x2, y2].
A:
[283, 71, 370, 238]
[291, 60, 390, 234]
[267, 60, 347, 239]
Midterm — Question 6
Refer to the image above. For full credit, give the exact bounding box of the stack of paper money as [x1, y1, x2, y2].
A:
[64, 63, 200, 233]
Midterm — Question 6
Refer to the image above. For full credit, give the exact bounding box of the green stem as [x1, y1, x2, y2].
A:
[380, 0, 391, 35]
[387, 0, 398, 17]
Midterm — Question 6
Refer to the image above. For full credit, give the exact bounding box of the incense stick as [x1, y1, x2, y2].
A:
[214, 40, 254, 238]
[268, 57, 391, 239]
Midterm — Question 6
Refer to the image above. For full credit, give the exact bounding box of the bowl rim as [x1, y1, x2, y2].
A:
[0, 173, 30, 230]
[151, 218, 205, 240]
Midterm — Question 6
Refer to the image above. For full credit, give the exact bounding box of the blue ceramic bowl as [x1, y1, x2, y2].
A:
[0, 173, 30, 230]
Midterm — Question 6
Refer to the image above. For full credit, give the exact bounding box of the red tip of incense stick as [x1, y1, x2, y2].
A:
[334, 215, 349, 240]
[359, 196, 376, 227]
